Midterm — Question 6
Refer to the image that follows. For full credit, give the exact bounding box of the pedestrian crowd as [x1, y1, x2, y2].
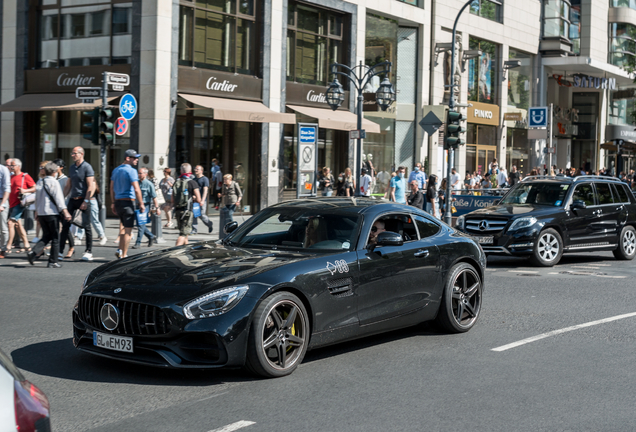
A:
[0, 148, 242, 267]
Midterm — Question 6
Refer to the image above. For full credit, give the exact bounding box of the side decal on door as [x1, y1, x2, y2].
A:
[326, 260, 349, 275]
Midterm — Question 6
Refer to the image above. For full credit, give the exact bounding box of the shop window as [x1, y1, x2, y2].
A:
[609, 90, 636, 125]
[179, 0, 257, 75]
[467, 37, 498, 104]
[543, 0, 571, 39]
[287, 1, 346, 86]
[34, 1, 132, 69]
[365, 14, 398, 90]
[610, 23, 636, 68]
[507, 49, 532, 111]
[470, 0, 503, 23]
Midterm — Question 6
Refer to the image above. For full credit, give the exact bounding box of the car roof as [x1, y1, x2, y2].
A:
[270, 197, 415, 215]
[521, 175, 627, 184]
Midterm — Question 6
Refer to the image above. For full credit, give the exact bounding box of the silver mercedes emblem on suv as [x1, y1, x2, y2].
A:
[100, 303, 120, 331]
[114, 288, 122, 294]
[478, 220, 489, 231]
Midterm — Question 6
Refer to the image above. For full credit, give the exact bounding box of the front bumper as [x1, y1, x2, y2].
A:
[466, 226, 540, 256]
[72, 298, 256, 369]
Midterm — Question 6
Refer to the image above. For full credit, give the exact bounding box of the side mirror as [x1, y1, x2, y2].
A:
[493, 199, 500, 205]
[375, 231, 404, 247]
[571, 200, 586, 210]
[224, 221, 238, 235]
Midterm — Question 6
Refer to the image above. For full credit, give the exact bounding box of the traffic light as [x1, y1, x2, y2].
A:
[82, 108, 99, 145]
[99, 108, 114, 146]
[445, 109, 465, 149]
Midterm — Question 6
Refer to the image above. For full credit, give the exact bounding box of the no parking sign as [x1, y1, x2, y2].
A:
[115, 117, 128, 136]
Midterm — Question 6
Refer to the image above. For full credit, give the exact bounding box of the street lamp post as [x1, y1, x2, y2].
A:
[444, 0, 475, 225]
[326, 61, 396, 196]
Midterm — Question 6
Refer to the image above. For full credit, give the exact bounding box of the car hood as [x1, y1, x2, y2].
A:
[465, 204, 559, 218]
[83, 242, 310, 304]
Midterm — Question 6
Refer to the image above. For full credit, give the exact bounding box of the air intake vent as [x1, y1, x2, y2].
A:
[327, 277, 354, 298]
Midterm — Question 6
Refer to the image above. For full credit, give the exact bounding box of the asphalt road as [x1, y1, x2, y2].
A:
[1, 230, 636, 431]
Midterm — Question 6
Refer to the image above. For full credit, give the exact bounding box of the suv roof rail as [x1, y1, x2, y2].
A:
[573, 175, 617, 181]
[521, 175, 565, 181]
[521, 175, 619, 182]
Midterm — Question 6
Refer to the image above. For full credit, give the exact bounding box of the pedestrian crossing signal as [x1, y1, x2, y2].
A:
[100, 108, 114, 146]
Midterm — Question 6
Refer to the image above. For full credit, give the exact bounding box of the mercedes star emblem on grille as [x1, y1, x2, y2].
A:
[100, 303, 120, 331]
[114, 288, 122, 294]
[478, 221, 490, 231]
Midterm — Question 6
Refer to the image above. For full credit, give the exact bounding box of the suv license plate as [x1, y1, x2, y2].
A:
[93, 331, 133, 353]
[476, 236, 494, 245]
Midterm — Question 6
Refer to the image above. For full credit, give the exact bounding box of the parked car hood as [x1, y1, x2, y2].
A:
[465, 204, 562, 218]
[83, 242, 310, 304]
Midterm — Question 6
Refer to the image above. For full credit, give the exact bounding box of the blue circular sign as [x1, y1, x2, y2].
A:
[119, 94, 137, 121]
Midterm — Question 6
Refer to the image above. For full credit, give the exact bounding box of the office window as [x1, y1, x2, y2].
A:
[35, 1, 132, 69]
[179, 0, 257, 75]
[570, 0, 581, 54]
[286, 1, 345, 86]
[543, 0, 570, 39]
[610, 0, 636, 9]
[470, 0, 503, 23]
[507, 49, 532, 110]
[610, 23, 636, 68]
[467, 37, 498, 104]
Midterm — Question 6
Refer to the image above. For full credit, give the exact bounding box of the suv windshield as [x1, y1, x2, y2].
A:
[500, 182, 571, 207]
[226, 208, 360, 251]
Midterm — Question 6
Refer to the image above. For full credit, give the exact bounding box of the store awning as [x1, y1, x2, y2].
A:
[287, 105, 381, 134]
[601, 141, 636, 152]
[0, 93, 122, 112]
[179, 93, 296, 124]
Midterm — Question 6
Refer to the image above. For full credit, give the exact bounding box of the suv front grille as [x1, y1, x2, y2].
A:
[78, 295, 171, 336]
[465, 219, 508, 234]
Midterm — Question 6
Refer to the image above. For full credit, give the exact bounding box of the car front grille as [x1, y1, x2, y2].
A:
[465, 219, 508, 234]
[78, 295, 171, 336]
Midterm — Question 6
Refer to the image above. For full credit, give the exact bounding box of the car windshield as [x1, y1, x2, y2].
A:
[500, 182, 570, 206]
[226, 208, 360, 251]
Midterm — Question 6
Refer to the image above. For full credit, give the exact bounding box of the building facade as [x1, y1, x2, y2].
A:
[1, 1, 635, 214]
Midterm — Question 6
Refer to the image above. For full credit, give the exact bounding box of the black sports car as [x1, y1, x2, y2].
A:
[73, 199, 486, 377]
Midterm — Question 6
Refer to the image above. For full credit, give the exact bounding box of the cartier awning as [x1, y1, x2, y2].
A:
[287, 105, 381, 134]
[179, 93, 295, 124]
[0, 93, 122, 111]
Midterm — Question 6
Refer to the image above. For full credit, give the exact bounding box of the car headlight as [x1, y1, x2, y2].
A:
[183, 286, 249, 319]
[456, 215, 465, 230]
[508, 217, 537, 232]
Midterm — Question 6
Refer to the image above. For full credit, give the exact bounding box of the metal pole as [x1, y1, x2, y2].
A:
[445, 0, 474, 226]
[356, 86, 363, 197]
[548, 103, 553, 172]
[100, 72, 108, 228]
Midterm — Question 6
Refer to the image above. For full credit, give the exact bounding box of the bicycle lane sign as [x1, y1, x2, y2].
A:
[119, 94, 137, 121]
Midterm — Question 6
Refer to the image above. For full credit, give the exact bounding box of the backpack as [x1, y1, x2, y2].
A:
[173, 177, 192, 210]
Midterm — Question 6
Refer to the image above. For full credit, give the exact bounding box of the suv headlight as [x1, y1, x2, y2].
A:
[183, 286, 249, 319]
[456, 215, 465, 230]
[508, 217, 537, 232]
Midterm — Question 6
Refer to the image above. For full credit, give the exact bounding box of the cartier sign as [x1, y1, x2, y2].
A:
[286, 82, 349, 110]
[25, 65, 130, 94]
[178, 67, 262, 101]
[206, 77, 238, 93]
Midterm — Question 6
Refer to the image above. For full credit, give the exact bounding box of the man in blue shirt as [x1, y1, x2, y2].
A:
[407, 162, 427, 189]
[132, 167, 160, 249]
[110, 149, 144, 259]
[390, 166, 407, 204]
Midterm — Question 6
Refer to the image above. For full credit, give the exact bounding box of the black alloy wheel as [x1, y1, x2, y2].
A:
[435, 263, 482, 333]
[531, 228, 563, 267]
[246, 292, 309, 378]
[613, 225, 636, 260]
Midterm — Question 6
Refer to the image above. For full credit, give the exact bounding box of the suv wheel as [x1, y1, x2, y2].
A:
[613, 225, 636, 260]
[531, 228, 563, 267]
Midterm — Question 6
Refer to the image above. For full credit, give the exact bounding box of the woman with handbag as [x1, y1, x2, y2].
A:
[27, 162, 71, 267]
[6, 158, 35, 254]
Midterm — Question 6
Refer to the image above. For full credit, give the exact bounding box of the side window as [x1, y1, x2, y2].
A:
[595, 183, 614, 205]
[613, 183, 630, 204]
[378, 214, 418, 242]
[414, 215, 441, 239]
[571, 183, 595, 206]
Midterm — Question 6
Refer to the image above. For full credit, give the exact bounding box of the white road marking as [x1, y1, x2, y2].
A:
[593, 263, 612, 266]
[548, 272, 558, 274]
[207, 421, 256, 432]
[492, 312, 636, 352]
[571, 265, 600, 269]
[508, 270, 538, 273]
[197, 391, 228, 402]
[595, 275, 626, 279]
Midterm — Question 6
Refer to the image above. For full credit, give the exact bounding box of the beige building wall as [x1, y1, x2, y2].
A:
[1, 1, 17, 159]
[138, 0, 173, 172]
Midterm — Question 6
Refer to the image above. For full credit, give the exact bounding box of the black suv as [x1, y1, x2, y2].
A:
[456, 175, 636, 266]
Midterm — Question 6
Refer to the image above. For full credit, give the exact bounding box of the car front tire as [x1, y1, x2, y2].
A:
[613, 225, 636, 260]
[245, 291, 309, 378]
[435, 263, 482, 333]
[531, 228, 563, 267]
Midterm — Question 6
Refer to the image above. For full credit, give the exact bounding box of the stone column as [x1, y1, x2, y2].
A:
[1, 1, 16, 159]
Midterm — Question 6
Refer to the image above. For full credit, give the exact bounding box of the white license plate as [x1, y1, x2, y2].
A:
[93, 331, 133, 353]
[476, 236, 494, 245]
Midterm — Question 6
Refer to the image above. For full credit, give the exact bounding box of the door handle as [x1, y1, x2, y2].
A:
[414, 249, 429, 258]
